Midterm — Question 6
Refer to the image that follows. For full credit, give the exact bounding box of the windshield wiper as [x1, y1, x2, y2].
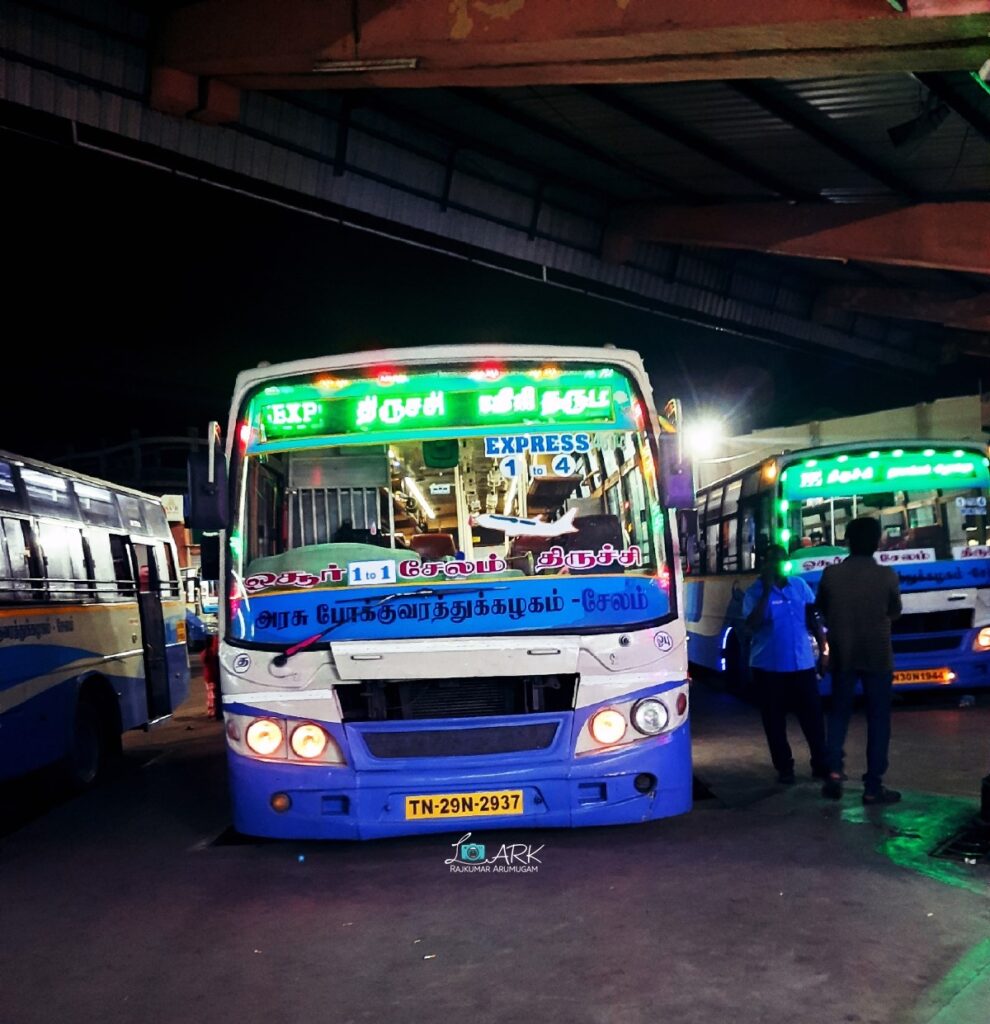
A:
[271, 585, 507, 666]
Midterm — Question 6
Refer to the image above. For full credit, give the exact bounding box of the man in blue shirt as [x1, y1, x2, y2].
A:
[742, 543, 828, 785]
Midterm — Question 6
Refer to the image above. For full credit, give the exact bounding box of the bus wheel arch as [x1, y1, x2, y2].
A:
[61, 674, 122, 791]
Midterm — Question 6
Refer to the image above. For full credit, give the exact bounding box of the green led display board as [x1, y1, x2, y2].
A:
[780, 448, 990, 501]
[252, 368, 631, 443]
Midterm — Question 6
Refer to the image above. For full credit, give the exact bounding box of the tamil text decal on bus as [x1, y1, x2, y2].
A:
[186, 346, 695, 840]
[0, 454, 190, 787]
[682, 442, 990, 692]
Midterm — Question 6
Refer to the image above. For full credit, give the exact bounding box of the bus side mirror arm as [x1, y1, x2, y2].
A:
[186, 421, 229, 531]
[659, 433, 696, 510]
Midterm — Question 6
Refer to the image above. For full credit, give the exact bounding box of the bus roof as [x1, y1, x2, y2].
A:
[0, 448, 168, 505]
[698, 437, 988, 493]
[230, 344, 650, 413]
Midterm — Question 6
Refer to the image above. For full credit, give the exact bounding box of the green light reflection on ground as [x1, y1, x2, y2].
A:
[841, 795, 987, 895]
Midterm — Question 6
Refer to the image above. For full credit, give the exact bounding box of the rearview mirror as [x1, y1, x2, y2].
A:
[186, 422, 229, 530]
[658, 433, 696, 510]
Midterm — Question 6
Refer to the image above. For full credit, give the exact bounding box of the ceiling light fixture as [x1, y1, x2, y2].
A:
[312, 57, 419, 74]
[404, 476, 436, 520]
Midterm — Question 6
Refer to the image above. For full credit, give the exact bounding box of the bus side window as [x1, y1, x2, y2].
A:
[87, 530, 121, 599]
[703, 487, 722, 574]
[721, 479, 742, 572]
[679, 510, 700, 574]
[109, 535, 135, 597]
[37, 522, 88, 601]
[740, 509, 757, 569]
[134, 544, 160, 594]
[155, 544, 181, 598]
[0, 518, 33, 601]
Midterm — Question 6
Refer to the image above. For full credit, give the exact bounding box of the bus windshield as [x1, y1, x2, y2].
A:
[780, 445, 990, 563]
[228, 363, 673, 644]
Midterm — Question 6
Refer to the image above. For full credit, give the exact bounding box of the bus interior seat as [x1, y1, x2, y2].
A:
[902, 525, 943, 553]
[508, 534, 554, 574]
[564, 514, 623, 551]
[409, 533, 456, 561]
[245, 542, 418, 579]
[561, 514, 625, 573]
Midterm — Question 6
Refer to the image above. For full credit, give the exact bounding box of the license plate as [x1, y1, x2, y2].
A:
[405, 790, 524, 820]
[893, 668, 953, 685]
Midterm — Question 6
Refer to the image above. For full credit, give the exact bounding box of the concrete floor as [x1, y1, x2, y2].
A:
[1, 672, 988, 1024]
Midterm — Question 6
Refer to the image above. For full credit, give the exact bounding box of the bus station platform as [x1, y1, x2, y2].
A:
[1, 670, 988, 1024]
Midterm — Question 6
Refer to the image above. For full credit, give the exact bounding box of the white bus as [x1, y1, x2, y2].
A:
[0, 451, 190, 787]
[682, 440, 990, 693]
[188, 345, 696, 840]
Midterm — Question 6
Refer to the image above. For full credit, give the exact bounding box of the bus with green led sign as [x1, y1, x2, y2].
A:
[186, 345, 697, 841]
[252, 370, 623, 447]
[680, 440, 990, 695]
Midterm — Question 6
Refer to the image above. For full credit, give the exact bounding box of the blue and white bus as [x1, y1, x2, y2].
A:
[682, 440, 990, 693]
[0, 452, 190, 787]
[189, 345, 694, 840]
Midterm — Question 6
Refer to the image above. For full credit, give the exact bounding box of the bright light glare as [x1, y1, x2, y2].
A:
[246, 719, 283, 756]
[291, 724, 329, 759]
[590, 709, 627, 745]
[684, 418, 724, 460]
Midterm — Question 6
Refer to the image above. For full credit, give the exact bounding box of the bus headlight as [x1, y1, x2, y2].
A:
[590, 708, 627, 745]
[631, 698, 669, 736]
[246, 719, 283, 756]
[973, 627, 990, 651]
[290, 723, 329, 759]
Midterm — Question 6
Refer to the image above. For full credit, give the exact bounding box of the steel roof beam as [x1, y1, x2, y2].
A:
[156, 0, 990, 89]
[576, 86, 820, 202]
[449, 89, 709, 202]
[915, 72, 990, 144]
[606, 202, 990, 275]
[728, 80, 923, 200]
[816, 285, 990, 332]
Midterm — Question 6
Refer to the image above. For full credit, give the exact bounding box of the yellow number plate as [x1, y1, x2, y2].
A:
[176, 620, 187, 643]
[893, 668, 953, 685]
[405, 790, 524, 820]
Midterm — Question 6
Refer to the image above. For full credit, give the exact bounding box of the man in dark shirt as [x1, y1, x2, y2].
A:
[816, 517, 903, 804]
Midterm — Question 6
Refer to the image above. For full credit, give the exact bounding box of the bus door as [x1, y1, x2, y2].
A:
[133, 543, 172, 720]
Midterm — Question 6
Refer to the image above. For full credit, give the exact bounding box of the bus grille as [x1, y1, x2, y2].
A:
[361, 723, 560, 759]
[891, 610, 973, 634]
[337, 675, 577, 721]
[892, 635, 963, 654]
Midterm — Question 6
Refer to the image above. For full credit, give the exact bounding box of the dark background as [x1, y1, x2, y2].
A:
[4, 130, 975, 463]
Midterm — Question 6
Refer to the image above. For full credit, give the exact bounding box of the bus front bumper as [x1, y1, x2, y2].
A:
[226, 723, 692, 840]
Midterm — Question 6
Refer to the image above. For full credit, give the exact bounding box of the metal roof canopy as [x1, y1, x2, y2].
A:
[1, 0, 988, 369]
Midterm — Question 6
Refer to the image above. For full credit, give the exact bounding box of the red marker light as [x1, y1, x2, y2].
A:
[657, 567, 671, 591]
[238, 422, 253, 450]
[470, 363, 503, 381]
[374, 368, 408, 386]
